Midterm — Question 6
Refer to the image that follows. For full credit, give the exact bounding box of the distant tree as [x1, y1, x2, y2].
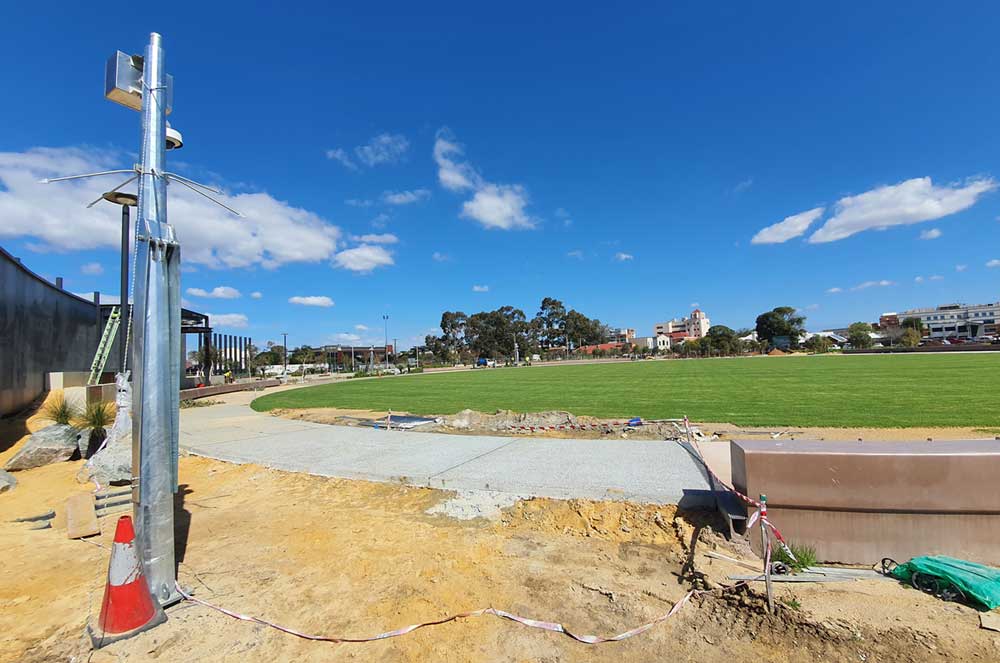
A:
[706, 325, 738, 355]
[536, 297, 567, 347]
[901, 328, 922, 348]
[804, 335, 832, 354]
[901, 317, 925, 334]
[847, 322, 874, 349]
[755, 306, 806, 349]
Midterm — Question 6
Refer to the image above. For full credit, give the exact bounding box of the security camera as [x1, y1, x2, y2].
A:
[165, 124, 183, 150]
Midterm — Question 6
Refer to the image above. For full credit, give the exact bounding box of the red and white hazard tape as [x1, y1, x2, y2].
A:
[681, 417, 798, 563]
[505, 422, 629, 432]
[175, 582, 696, 645]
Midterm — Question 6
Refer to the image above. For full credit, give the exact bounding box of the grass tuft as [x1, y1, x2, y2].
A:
[74, 401, 115, 431]
[40, 393, 80, 426]
[774, 542, 818, 572]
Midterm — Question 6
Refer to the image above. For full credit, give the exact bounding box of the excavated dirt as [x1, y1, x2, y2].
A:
[275, 407, 999, 442]
[1, 445, 997, 661]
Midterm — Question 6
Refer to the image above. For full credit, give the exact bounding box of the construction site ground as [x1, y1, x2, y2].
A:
[2, 399, 999, 662]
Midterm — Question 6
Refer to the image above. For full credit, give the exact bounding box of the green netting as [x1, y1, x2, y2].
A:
[890, 556, 1000, 610]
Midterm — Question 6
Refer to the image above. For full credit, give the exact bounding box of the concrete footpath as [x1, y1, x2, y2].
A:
[179, 393, 717, 506]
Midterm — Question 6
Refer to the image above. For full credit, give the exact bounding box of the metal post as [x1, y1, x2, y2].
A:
[760, 493, 774, 614]
[282, 332, 288, 377]
[130, 32, 181, 606]
[383, 315, 389, 369]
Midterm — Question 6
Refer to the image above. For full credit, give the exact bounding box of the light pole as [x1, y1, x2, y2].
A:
[100, 191, 137, 371]
[383, 314, 389, 369]
[336, 345, 342, 373]
[282, 332, 288, 377]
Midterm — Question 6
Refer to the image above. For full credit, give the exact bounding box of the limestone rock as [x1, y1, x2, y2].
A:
[4, 424, 80, 471]
[0, 469, 16, 493]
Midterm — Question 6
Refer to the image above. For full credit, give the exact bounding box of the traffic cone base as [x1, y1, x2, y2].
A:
[88, 515, 167, 649]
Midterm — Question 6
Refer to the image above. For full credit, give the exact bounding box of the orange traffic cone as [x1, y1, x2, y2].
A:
[88, 515, 166, 648]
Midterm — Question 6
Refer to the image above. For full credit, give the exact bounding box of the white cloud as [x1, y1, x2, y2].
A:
[929, 275, 944, 281]
[250, 291, 263, 299]
[333, 244, 394, 273]
[433, 132, 481, 192]
[210, 313, 248, 328]
[919, 228, 942, 240]
[751, 207, 824, 245]
[326, 148, 358, 171]
[690, 302, 700, 308]
[333, 332, 362, 344]
[472, 284, 489, 292]
[355, 133, 409, 167]
[350, 233, 398, 244]
[914, 276, 925, 283]
[345, 198, 373, 207]
[804, 303, 820, 311]
[460, 183, 534, 230]
[289, 295, 334, 307]
[355, 324, 368, 331]
[80, 262, 103, 275]
[431, 251, 450, 262]
[826, 287, 842, 294]
[187, 285, 241, 299]
[852, 279, 895, 291]
[370, 213, 389, 229]
[0, 147, 343, 269]
[733, 177, 753, 194]
[988, 259, 1000, 268]
[567, 249, 583, 259]
[614, 252, 634, 261]
[555, 207, 573, 227]
[382, 189, 430, 205]
[808, 176, 996, 243]
[434, 129, 535, 231]
[956, 264, 968, 272]
[328, 133, 409, 170]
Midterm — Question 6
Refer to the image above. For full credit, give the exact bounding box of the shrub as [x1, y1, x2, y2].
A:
[40, 393, 80, 426]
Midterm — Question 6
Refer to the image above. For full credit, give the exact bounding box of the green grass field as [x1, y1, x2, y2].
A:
[250, 354, 1000, 428]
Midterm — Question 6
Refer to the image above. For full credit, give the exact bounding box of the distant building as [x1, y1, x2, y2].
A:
[882, 302, 999, 339]
[654, 308, 710, 340]
[577, 342, 623, 355]
[608, 328, 636, 344]
[633, 335, 672, 351]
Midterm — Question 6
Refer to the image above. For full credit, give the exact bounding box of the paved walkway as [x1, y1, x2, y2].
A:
[179, 394, 716, 506]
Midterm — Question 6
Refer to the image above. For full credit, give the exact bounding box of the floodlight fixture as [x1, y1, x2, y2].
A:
[102, 191, 138, 206]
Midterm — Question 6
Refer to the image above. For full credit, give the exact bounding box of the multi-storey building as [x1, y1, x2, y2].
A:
[882, 302, 999, 339]
[653, 308, 711, 341]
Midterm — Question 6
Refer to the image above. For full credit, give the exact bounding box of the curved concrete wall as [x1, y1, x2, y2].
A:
[0, 246, 98, 415]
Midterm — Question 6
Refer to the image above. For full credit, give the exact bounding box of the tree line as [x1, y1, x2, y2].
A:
[423, 297, 610, 363]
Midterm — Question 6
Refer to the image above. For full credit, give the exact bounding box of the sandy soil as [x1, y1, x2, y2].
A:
[1, 438, 998, 661]
[274, 406, 1000, 443]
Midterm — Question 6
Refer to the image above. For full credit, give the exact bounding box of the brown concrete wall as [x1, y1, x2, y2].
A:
[732, 439, 1000, 565]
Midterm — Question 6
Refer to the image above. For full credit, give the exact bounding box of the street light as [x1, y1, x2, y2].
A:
[383, 314, 389, 369]
[281, 332, 289, 377]
[100, 191, 137, 372]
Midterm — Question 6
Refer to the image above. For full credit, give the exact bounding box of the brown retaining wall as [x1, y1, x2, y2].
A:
[732, 439, 1000, 564]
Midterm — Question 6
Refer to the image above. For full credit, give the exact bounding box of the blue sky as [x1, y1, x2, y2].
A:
[2, 2, 999, 348]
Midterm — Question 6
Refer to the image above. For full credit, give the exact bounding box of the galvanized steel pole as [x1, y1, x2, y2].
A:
[131, 32, 181, 606]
